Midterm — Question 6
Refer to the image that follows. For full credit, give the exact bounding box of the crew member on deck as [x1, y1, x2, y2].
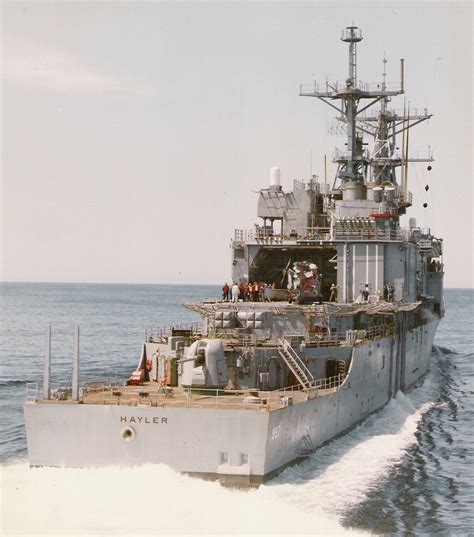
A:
[231, 282, 240, 303]
[222, 283, 229, 301]
[363, 283, 370, 303]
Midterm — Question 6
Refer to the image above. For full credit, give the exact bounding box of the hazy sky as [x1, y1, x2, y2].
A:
[1, 1, 472, 287]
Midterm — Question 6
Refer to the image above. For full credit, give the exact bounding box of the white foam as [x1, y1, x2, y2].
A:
[1, 460, 367, 537]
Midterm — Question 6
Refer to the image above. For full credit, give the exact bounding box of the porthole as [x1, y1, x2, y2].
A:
[121, 426, 136, 442]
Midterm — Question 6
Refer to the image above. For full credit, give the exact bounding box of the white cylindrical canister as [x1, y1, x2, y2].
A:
[270, 167, 281, 187]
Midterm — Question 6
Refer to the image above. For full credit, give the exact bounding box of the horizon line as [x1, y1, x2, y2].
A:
[0, 280, 221, 286]
[0, 281, 472, 290]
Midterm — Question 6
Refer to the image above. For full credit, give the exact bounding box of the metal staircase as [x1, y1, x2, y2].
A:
[276, 338, 314, 389]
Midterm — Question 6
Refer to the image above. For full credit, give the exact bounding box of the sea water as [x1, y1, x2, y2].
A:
[1, 284, 472, 535]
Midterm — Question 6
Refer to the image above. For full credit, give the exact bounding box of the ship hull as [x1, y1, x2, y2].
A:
[24, 317, 439, 482]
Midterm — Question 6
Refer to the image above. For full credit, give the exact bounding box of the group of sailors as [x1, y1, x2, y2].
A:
[222, 282, 274, 303]
[222, 281, 397, 304]
[354, 282, 395, 304]
[331, 283, 395, 304]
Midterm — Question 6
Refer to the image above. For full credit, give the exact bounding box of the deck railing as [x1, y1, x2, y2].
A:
[146, 322, 202, 342]
[274, 324, 392, 348]
[300, 80, 402, 96]
[235, 225, 411, 243]
[234, 228, 331, 243]
[78, 375, 348, 411]
[333, 224, 402, 242]
[25, 382, 40, 402]
[272, 372, 346, 396]
[26, 376, 346, 410]
[168, 322, 393, 347]
[25, 379, 129, 403]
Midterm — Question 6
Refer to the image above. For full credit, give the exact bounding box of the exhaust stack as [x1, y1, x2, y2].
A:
[72, 326, 80, 401]
[43, 325, 51, 400]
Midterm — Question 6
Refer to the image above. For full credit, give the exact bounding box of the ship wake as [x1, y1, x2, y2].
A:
[264, 351, 452, 526]
[266, 392, 435, 518]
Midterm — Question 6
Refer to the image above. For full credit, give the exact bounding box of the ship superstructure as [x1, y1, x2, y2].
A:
[24, 27, 444, 483]
[232, 26, 442, 306]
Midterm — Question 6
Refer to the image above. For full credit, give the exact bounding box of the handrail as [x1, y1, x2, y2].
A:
[236, 225, 415, 243]
[80, 379, 348, 411]
[25, 382, 40, 402]
[146, 322, 202, 342]
[300, 80, 402, 96]
[234, 228, 331, 243]
[276, 337, 314, 388]
[209, 324, 392, 347]
[235, 223, 434, 243]
[304, 324, 392, 346]
[333, 225, 402, 241]
[272, 372, 346, 395]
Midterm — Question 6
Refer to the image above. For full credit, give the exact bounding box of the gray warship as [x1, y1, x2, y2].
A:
[24, 27, 444, 483]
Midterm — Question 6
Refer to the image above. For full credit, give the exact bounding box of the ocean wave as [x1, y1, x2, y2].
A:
[0, 379, 30, 388]
[433, 345, 458, 356]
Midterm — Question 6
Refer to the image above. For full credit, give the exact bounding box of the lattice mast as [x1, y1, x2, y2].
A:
[300, 26, 433, 212]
